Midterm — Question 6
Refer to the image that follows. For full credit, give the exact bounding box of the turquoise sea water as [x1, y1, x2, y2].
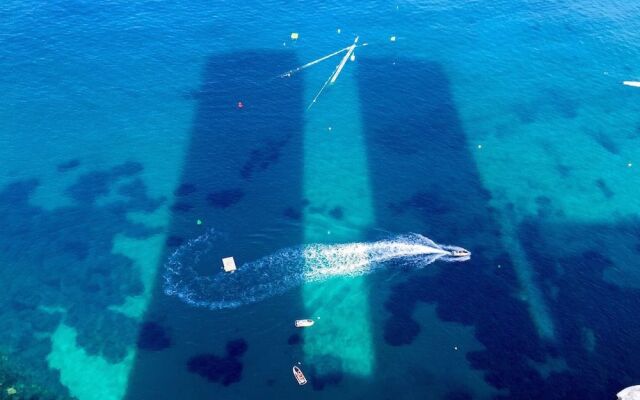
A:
[2, 1, 640, 399]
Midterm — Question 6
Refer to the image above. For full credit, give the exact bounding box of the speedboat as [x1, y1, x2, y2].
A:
[295, 319, 315, 328]
[293, 365, 307, 385]
[450, 248, 471, 258]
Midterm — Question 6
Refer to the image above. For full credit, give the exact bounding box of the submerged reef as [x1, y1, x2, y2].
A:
[240, 135, 291, 180]
[137, 321, 172, 351]
[56, 159, 81, 173]
[206, 188, 244, 208]
[186, 338, 248, 386]
[0, 161, 164, 395]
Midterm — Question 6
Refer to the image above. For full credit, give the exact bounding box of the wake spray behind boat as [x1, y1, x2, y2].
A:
[163, 230, 470, 310]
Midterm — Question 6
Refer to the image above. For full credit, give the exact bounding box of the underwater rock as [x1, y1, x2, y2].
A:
[206, 189, 244, 208]
[444, 391, 473, 400]
[137, 322, 172, 351]
[187, 338, 248, 387]
[283, 206, 302, 221]
[187, 354, 243, 386]
[287, 333, 302, 345]
[56, 159, 81, 172]
[174, 183, 197, 197]
[66, 161, 144, 204]
[596, 178, 614, 199]
[240, 136, 291, 180]
[328, 206, 344, 220]
[171, 202, 194, 212]
[383, 315, 420, 346]
[166, 235, 184, 247]
[225, 338, 248, 357]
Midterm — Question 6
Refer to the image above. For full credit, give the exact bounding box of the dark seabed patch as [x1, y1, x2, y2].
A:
[186, 338, 248, 386]
[241, 135, 292, 180]
[174, 183, 197, 197]
[513, 102, 539, 124]
[587, 128, 620, 155]
[444, 391, 473, 400]
[66, 161, 144, 204]
[137, 321, 172, 351]
[171, 202, 194, 212]
[328, 206, 344, 220]
[282, 206, 302, 221]
[0, 161, 162, 395]
[305, 356, 344, 391]
[206, 188, 244, 208]
[595, 178, 614, 199]
[546, 88, 579, 119]
[287, 333, 302, 345]
[56, 158, 81, 172]
[165, 235, 184, 247]
[556, 163, 571, 177]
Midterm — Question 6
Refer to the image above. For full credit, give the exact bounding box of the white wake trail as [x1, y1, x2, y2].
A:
[163, 230, 469, 310]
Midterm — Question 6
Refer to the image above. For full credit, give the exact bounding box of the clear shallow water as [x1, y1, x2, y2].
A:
[2, 1, 640, 399]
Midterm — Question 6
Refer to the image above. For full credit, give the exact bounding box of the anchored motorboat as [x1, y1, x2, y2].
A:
[293, 365, 307, 385]
[295, 319, 315, 328]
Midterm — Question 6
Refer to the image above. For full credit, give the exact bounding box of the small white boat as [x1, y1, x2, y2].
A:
[295, 319, 315, 328]
[450, 249, 471, 258]
[293, 365, 307, 385]
[623, 81, 640, 88]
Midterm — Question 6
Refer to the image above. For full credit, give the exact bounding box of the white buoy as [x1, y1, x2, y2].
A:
[628, 163, 633, 168]
[390, 35, 397, 42]
[290, 32, 299, 40]
[478, 144, 483, 149]
[337, 28, 341, 34]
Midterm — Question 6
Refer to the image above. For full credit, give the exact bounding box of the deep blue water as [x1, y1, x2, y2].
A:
[2, 1, 640, 399]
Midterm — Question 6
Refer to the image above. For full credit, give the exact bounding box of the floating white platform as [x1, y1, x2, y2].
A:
[222, 257, 237, 272]
[618, 386, 640, 400]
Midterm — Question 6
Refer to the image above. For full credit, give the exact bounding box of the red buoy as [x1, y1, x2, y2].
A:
[237, 101, 244, 109]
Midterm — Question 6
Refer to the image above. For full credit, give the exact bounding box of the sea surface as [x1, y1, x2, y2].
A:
[2, 1, 640, 399]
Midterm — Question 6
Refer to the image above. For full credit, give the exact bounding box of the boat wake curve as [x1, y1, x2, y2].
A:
[163, 229, 469, 309]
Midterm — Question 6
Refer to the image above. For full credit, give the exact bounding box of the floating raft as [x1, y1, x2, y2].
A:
[222, 257, 237, 272]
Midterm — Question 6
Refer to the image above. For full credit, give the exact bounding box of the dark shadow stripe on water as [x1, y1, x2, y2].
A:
[124, 50, 305, 399]
[357, 58, 548, 399]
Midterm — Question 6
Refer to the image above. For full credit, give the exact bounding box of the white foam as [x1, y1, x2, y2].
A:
[163, 230, 465, 309]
